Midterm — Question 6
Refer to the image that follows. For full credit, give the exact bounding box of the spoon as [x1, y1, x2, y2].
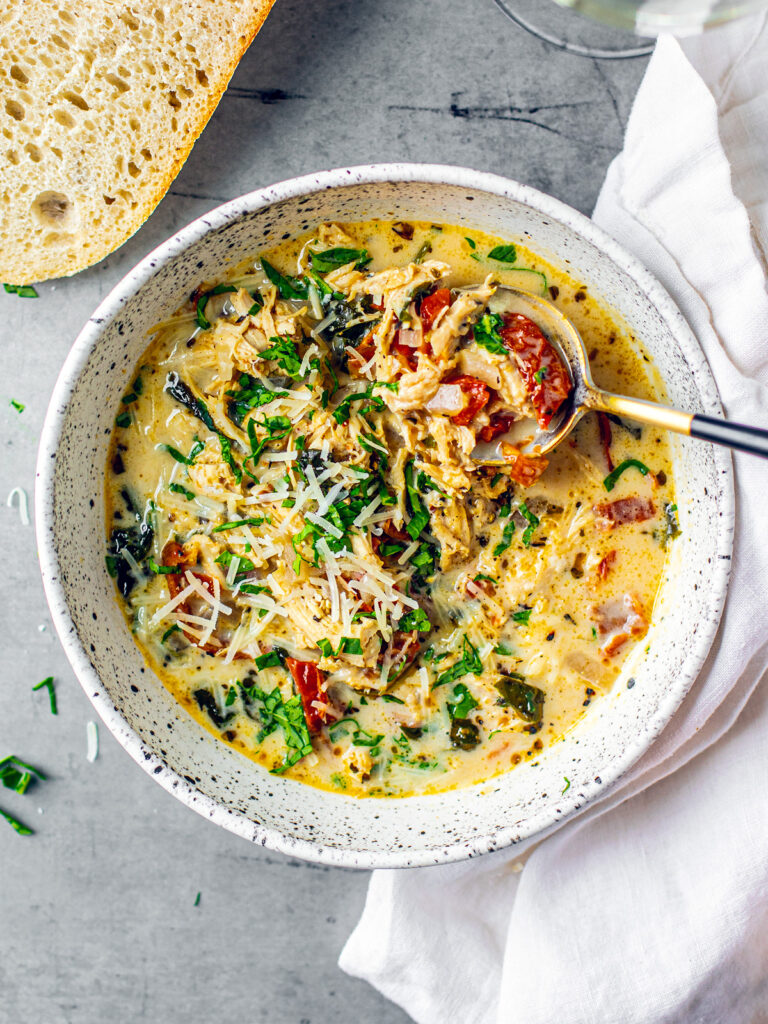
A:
[473, 287, 768, 465]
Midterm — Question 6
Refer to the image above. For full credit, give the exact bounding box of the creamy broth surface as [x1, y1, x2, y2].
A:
[105, 220, 678, 797]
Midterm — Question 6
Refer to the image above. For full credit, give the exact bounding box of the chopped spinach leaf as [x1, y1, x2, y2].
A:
[169, 482, 195, 500]
[487, 244, 517, 263]
[433, 635, 482, 689]
[450, 719, 480, 750]
[211, 517, 266, 533]
[494, 676, 544, 724]
[493, 518, 516, 557]
[260, 258, 308, 300]
[398, 607, 431, 634]
[413, 240, 433, 264]
[162, 438, 205, 466]
[147, 557, 181, 575]
[603, 458, 651, 492]
[195, 283, 237, 330]
[309, 247, 370, 273]
[404, 462, 430, 540]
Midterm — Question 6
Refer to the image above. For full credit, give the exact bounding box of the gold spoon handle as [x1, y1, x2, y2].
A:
[585, 389, 768, 458]
[585, 390, 694, 435]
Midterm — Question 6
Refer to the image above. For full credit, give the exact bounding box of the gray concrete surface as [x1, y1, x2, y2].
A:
[0, 1, 647, 1021]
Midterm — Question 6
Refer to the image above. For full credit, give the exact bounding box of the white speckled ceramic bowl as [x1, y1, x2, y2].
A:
[36, 165, 733, 868]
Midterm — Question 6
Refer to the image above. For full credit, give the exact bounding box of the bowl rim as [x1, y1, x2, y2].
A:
[35, 162, 734, 868]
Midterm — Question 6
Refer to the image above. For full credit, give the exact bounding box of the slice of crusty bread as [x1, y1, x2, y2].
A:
[0, 1, 275, 284]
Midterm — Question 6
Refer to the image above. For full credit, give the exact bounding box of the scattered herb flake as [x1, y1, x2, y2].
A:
[3, 283, 38, 298]
[32, 676, 57, 715]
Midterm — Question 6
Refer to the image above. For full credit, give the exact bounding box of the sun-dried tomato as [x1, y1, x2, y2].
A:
[285, 658, 328, 733]
[446, 374, 490, 426]
[479, 411, 516, 443]
[419, 288, 452, 332]
[499, 313, 571, 429]
[597, 412, 614, 472]
[501, 446, 549, 487]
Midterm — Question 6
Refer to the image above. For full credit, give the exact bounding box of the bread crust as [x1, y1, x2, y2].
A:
[0, 1, 276, 284]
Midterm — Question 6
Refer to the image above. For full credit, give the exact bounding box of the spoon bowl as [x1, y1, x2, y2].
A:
[474, 286, 768, 464]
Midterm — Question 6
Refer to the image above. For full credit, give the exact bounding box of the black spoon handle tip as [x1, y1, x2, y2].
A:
[690, 414, 768, 458]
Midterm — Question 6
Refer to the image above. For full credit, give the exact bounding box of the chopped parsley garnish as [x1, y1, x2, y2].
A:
[243, 684, 313, 771]
[0, 808, 33, 835]
[512, 607, 532, 624]
[518, 501, 540, 547]
[398, 607, 431, 634]
[226, 374, 288, 426]
[194, 892, 201, 907]
[253, 651, 283, 671]
[473, 312, 507, 355]
[162, 624, 183, 643]
[447, 682, 479, 720]
[381, 694, 405, 704]
[433, 635, 483, 689]
[533, 367, 548, 384]
[244, 413, 292, 476]
[317, 637, 364, 657]
[562, 777, 571, 794]
[115, 411, 131, 428]
[464, 237, 477, 250]
[32, 677, 57, 715]
[259, 335, 306, 379]
[260, 258, 308, 300]
[0, 755, 46, 795]
[195, 283, 237, 330]
[494, 642, 514, 656]
[309, 247, 370, 273]
[603, 458, 651, 492]
[332, 385, 386, 425]
[329, 718, 384, 757]
[3, 283, 38, 298]
[10, 398, 24, 413]
[487, 244, 517, 263]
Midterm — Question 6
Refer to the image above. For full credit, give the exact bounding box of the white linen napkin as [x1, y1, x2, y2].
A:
[340, 18, 768, 1024]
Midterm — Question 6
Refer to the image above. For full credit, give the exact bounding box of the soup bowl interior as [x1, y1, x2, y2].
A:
[37, 165, 733, 868]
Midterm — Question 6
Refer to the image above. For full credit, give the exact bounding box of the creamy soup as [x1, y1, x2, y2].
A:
[105, 220, 679, 797]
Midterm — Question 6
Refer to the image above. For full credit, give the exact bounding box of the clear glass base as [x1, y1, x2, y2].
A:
[493, 0, 655, 57]
[495, 0, 768, 54]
